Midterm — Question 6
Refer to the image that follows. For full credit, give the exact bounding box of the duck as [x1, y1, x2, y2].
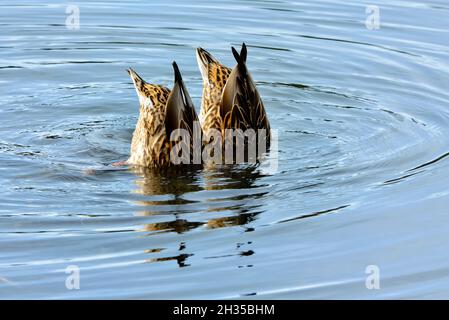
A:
[126, 62, 200, 168]
[196, 43, 271, 149]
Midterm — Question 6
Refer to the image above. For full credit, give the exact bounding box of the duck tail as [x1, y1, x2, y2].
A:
[172, 61, 183, 84]
[240, 42, 248, 62]
[127, 67, 146, 86]
[196, 47, 220, 83]
[231, 46, 248, 78]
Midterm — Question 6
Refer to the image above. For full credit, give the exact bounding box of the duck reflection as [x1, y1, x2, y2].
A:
[131, 166, 202, 202]
[203, 165, 267, 229]
[130, 164, 268, 267]
[144, 242, 193, 268]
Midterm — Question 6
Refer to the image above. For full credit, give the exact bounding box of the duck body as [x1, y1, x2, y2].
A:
[127, 63, 200, 168]
[196, 43, 270, 146]
[128, 89, 171, 167]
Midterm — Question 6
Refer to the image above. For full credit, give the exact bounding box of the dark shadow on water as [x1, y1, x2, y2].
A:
[274, 205, 349, 224]
[145, 242, 193, 268]
[408, 151, 449, 172]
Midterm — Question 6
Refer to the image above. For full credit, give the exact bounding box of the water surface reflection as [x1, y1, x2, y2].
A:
[130, 165, 267, 267]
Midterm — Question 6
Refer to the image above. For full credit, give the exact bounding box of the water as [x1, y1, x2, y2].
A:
[1, 0, 449, 299]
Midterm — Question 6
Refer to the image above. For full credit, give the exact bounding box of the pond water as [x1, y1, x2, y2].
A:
[1, 0, 449, 299]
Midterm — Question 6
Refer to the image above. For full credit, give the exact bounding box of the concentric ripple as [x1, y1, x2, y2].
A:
[1, 0, 449, 299]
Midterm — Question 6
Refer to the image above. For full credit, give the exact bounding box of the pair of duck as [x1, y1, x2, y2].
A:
[125, 43, 270, 168]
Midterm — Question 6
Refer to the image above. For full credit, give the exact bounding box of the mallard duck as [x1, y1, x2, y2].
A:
[196, 43, 271, 145]
[126, 62, 200, 168]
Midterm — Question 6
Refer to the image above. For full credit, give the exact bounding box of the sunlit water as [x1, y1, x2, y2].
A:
[1, 0, 449, 299]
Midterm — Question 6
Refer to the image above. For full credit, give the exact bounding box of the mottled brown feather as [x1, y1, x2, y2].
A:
[196, 48, 232, 136]
[127, 64, 200, 168]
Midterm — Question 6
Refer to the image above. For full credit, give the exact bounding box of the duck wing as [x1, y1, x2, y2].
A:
[164, 62, 202, 166]
[165, 62, 199, 138]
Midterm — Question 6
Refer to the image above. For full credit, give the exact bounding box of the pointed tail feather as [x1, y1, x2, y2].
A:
[240, 43, 248, 62]
[127, 67, 146, 90]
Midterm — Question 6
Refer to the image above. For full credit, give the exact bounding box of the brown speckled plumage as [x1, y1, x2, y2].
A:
[196, 47, 232, 136]
[127, 62, 199, 168]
